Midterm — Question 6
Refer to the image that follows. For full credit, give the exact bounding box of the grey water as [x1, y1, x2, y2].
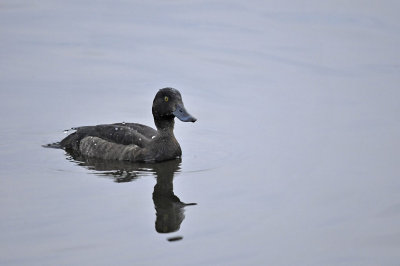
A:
[1, 1, 400, 265]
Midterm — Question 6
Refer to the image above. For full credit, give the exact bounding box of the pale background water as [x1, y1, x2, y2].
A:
[1, 1, 400, 265]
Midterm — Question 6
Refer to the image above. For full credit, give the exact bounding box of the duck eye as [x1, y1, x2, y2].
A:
[164, 96, 169, 102]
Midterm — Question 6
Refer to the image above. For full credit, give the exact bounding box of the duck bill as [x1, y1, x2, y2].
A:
[173, 104, 197, 122]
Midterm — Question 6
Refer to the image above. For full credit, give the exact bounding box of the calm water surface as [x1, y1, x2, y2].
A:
[1, 1, 400, 265]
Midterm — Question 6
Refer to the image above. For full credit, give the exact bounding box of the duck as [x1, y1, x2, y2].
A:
[60, 87, 196, 162]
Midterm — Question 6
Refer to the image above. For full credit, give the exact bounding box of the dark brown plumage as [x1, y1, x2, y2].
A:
[59, 88, 196, 162]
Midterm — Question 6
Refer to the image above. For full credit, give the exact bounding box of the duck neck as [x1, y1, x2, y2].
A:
[154, 116, 175, 136]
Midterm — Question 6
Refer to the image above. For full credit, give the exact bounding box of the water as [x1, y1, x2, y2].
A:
[1, 1, 400, 265]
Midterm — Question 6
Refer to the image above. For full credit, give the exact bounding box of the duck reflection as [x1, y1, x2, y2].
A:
[152, 160, 196, 233]
[68, 155, 196, 235]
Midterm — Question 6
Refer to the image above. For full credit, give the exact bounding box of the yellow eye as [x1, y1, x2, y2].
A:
[164, 96, 169, 102]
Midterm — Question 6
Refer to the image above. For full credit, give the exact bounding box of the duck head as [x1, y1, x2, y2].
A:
[152, 88, 196, 129]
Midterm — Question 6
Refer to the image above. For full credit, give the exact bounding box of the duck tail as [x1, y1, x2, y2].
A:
[42, 142, 62, 149]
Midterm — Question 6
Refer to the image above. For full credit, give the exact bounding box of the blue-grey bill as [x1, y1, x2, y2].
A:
[173, 104, 197, 122]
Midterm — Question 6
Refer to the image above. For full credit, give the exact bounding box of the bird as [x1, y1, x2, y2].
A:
[59, 87, 196, 162]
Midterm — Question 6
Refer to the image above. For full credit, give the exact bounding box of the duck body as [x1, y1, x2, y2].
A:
[60, 88, 196, 162]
